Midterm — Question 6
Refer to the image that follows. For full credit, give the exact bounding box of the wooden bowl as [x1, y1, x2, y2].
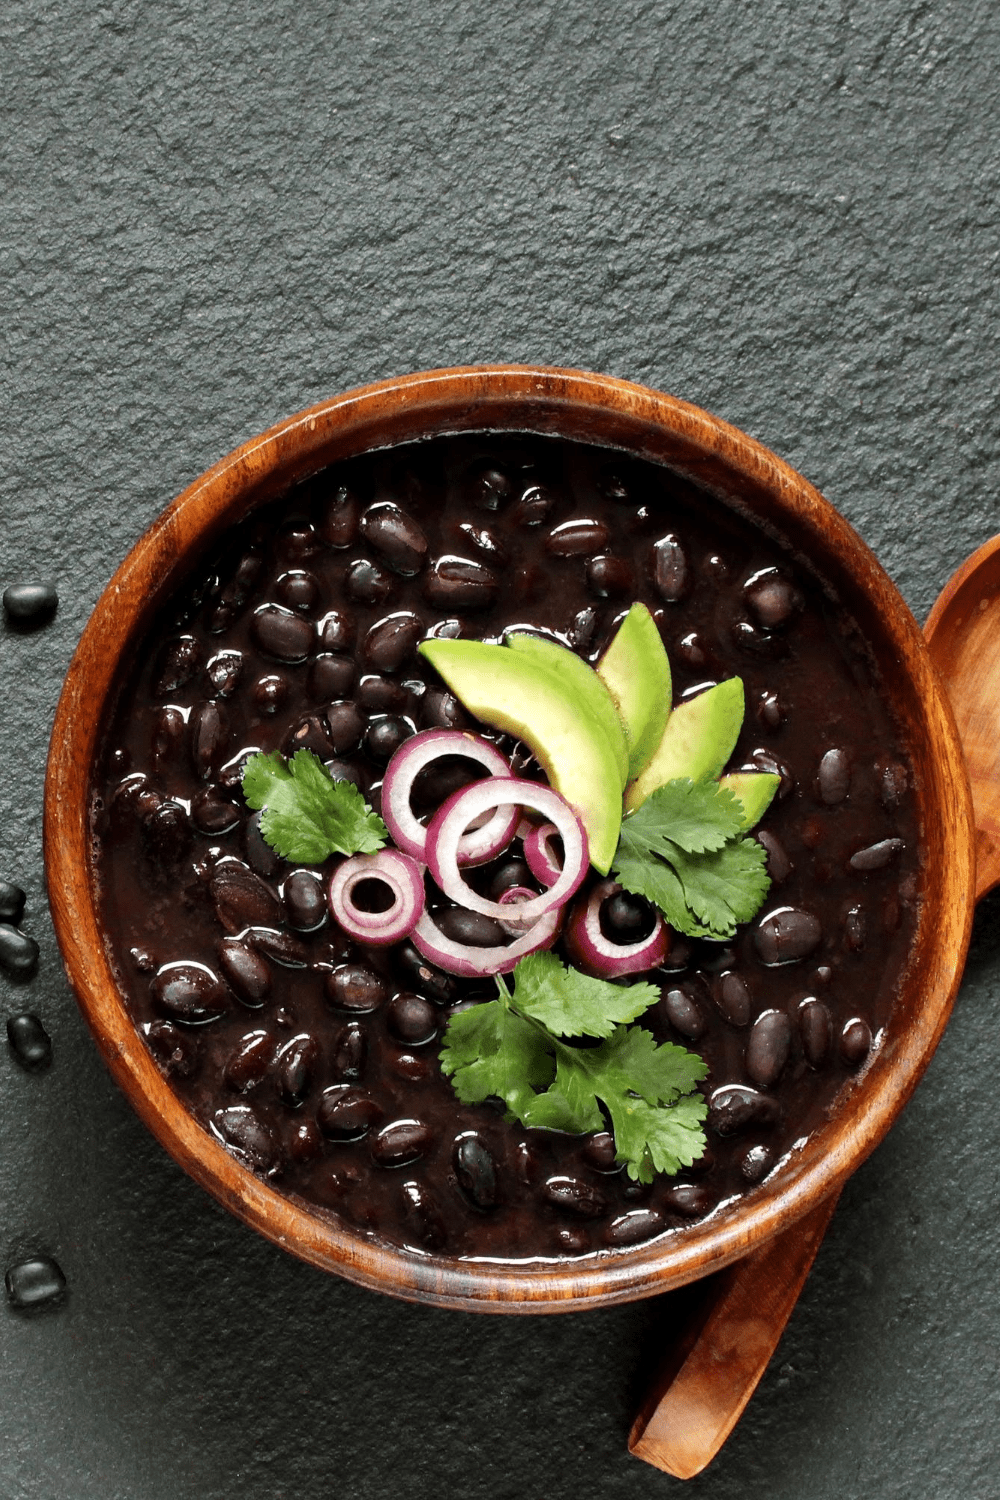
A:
[43, 366, 976, 1313]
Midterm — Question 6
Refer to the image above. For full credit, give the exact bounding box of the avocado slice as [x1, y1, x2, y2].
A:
[506, 631, 629, 789]
[625, 677, 745, 812]
[595, 603, 671, 781]
[418, 638, 624, 873]
[719, 771, 780, 830]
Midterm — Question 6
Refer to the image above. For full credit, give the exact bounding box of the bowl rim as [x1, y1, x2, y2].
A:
[43, 363, 976, 1312]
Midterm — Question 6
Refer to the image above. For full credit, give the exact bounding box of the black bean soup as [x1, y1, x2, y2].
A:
[92, 434, 920, 1261]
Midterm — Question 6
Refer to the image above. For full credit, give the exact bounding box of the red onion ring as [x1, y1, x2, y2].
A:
[327, 849, 426, 946]
[426, 778, 588, 926]
[380, 729, 519, 867]
[412, 903, 561, 977]
[522, 821, 563, 888]
[564, 879, 670, 978]
[497, 884, 540, 936]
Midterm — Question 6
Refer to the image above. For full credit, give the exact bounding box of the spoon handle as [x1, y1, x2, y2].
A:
[628, 1190, 841, 1478]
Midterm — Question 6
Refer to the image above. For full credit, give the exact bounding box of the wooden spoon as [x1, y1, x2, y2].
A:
[629, 539, 998, 1478]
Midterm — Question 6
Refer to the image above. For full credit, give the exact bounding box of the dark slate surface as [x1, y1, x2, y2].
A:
[2, 1, 999, 1495]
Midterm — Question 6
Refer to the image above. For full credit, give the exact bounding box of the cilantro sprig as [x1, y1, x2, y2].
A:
[242, 749, 388, 862]
[440, 952, 708, 1182]
[612, 778, 771, 940]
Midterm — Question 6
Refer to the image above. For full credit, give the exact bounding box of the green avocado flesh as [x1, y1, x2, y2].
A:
[718, 771, 781, 829]
[596, 603, 671, 781]
[418, 638, 624, 873]
[506, 632, 629, 789]
[625, 677, 745, 812]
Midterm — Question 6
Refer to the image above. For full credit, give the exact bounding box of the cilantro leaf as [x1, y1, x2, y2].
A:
[510, 951, 660, 1039]
[440, 998, 554, 1119]
[242, 749, 388, 862]
[620, 779, 745, 856]
[667, 838, 772, 938]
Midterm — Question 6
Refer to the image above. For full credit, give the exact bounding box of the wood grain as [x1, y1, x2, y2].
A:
[42, 364, 976, 1313]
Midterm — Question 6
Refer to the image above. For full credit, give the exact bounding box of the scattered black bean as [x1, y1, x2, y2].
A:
[363, 612, 424, 674]
[154, 636, 201, 694]
[5, 1255, 66, 1309]
[421, 688, 470, 731]
[284, 870, 326, 931]
[470, 466, 513, 511]
[326, 701, 365, 754]
[243, 812, 281, 879]
[372, 1119, 432, 1167]
[191, 787, 240, 836]
[396, 943, 457, 1002]
[224, 1030, 273, 1091]
[841, 1017, 872, 1066]
[275, 1033, 319, 1106]
[151, 705, 185, 769]
[213, 1104, 277, 1172]
[732, 620, 788, 658]
[363, 715, 413, 764]
[714, 971, 752, 1027]
[288, 1118, 323, 1163]
[345, 558, 394, 605]
[284, 712, 336, 758]
[511, 485, 555, 527]
[400, 1179, 447, 1250]
[543, 1175, 607, 1219]
[386, 991, 438, 1045]
[849, 838, 904, 872]
[151, 963, 229, 1023]
[458, 522, 506, 561]
[756, 690, 785, 729]
[276, 570, 319, 613]
[6, 1013, 52, 1069]
[360, 503, 429, 576]
[453, 1134, 500, 1210]
[317, 610, 356, 653]
[754, 907, 822, 965]
[425, 555, 498, 609]
[308, 653, 355, 701]
[435, 908, 508, 948]
[326, 963, 387, 1012]
[567, 605, 599, 650]
[0, 881, 26, 925]
[756, 829, 792, 884]
[817, 748, 851, 805]
[251, 604, 314, 662]
[143, 1019, 200, 1078]
[744, 569, 800, 628]
[662, 986, 707, 1042]
[600, 890, 655, 943]
[708, 1084, 781, 1135]
[210, 863, 283, 933]
[663, 1183, 710, 1218]
[652, 534, 689, 601]
[205, 650, 243, 697]
[586, 554, 631, 598]
[319, 486, 360, 548]
[254, 674, 288, 716]
[582, 1131, 620, 1172]
[545, 519, 611, 556]
[745, 1010, 792, 1089]
[247, 927, 309, 968]
[331, 1021, 367, 1080]
[605, 1209, 664, 1246]
[317, 1085, 381, 1140]
[190, 701, 229, 779]
[0, 925, 39, 980]
[740, 1145, 774, 1183]
[141, 800, 191, 865]
[217, 937, 272, 1007]
[325, 758, 365, 789]
[799, 998, 832, 1067]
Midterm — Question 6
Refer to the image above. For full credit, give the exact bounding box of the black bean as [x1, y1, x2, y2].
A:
[345, 558, 394, 605]
[425, 555, 498, 609]
[708, 1084, 781, 1135]
[392, 1050, 431, 1082]
[680, 632, 712, 669]
[151, 705, 185, 769]
[817, 748, 851, 805]
[326, 701, 365, 754]
[471, 466, 513, 511]
[421, 688, 470, 731]
[387, 992, 438, 1045]
[600, 890, 655, 942]
[284, 715, 336, 762]
[841, 1017, 872, 1066]
[191, 701, 229, 779]
[317, 1085, 380, 1139]
[275, 1032, 319, 1106]
[0, 925, 39, 980]
[5, 1255, 65, 1309]
[662, 986, 707, 1042]
[277, 520, 321, 563]
[395, 942, 456, 1002]
[849, 838, 905, 872]
[487, 859, 533, 899]
[663, 1183, 711, 1218]
[578, 1132, 617, 1172]
[363, 715, 413, 764]
[360, 502, 428, 576]
[151, 963, 228, 1024]
[732, 620, 788, 658]
[357, 675, 407, 713]
[205, 649, 242, 698]
[191, 787, 240, 836]
[325, 758, 365, 789]
[545, 519, 611, 556]
[543, 1175, 607, 1219]
[586, 554, 631, 598]
[744, 569, 801, 628]
[217, 937, 272, 1007]
[0, 881, 26, 925]
[326, 963, 387, 1012]
[400, 1179, 447, 1249]
[251, 604, 314, 662]
[457, 522, 507, 561]
[740, 1145, 774, 1183]
[2, 583, 58, 628]
[217, 550, 263, 609]
[306, 654, 353, 703]
[331, 1021, 366, 1080]
[511, 484, 554, 527]
[799, 998, 832, 1067]
[284, 870, 326, 931]
[141, 800, 191, 865]
[363, 611, 424, 674]
[555, 1226, 591, 1253]
[288, 1118, 323, 1164]
[604, 1209, 665, 1246]
[746, 1010, 792, 1088]
[568, 605, 599, 650]
[435, 908, 508, 949]
[746, 747, 794, 798]
[756, 830, 791, 883]
[154, 636, 201, 694]
[844, 903, 867, 952]
[714, 971, 752, 1027]
[224, 1030, 273, 1091]
[217, 748, 258, 792]
[652, 534, 689, 602]
[276, 570, 319, 613]
[254, 674, 288, 716]
[6, 1013, 52, 1069]
[247, 927, 309, 968]
[372, 1118, 433, 1167]
[243, 812, 281, 879]
[320, 485, 360, 548]
[143, 1019, 200, 1078]
[318, 609, 356, 653]
[448, 1133, 499, 1209]
[754, 907, 822, 964]
[756, 690, 785, 729]
[212, 1104, 277, 1172]
[211, 863, 283, 933]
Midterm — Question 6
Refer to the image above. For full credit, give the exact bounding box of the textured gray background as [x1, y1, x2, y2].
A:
[2, 1, 999, 1496]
